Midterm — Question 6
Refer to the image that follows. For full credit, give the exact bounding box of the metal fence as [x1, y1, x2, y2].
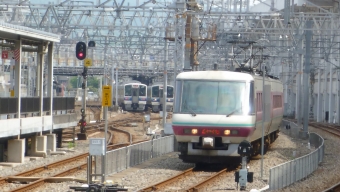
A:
[100, 135, 175, 176]
[269, 121, 325, 190]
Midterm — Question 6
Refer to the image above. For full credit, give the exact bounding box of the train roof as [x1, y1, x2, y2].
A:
[176, 71, 254, 81]
[149, 83, 174, 87]
[119, 81, 146, 86]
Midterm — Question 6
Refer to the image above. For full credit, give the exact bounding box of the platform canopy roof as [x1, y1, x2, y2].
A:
[0, 22, 60, 46]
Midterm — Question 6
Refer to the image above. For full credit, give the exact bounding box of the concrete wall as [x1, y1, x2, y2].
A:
[0, 119, 20, 137]
[43, 116, 53, 131]
[0, 113, 77, 139]
[21, 117, 43, 135]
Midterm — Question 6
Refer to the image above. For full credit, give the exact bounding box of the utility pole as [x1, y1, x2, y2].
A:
[302, 20, 313, 138]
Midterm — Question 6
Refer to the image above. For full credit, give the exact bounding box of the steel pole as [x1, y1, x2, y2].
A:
[303, 20, 312, 136]
[102, 44, 108, 183]
[116, 67, 118, 109]
[261, 50, 265, 179]
[163, 40, 168, 129]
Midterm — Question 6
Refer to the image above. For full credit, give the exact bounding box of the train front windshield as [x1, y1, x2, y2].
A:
[152, 86, 159, 97]
[176, 80, 253, 115]
[159, 86, 174, 98]
[139, 85, 146, 96]
[125, 85, 132, 96]
[125, 85, 146, 97]
[167, 86, 174, 98]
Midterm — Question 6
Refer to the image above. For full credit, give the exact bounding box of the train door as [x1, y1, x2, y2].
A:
[132, 84, 139, 105]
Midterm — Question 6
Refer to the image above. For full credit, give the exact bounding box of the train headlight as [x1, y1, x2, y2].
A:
[191, 129, 198, 134]
[224, 130, 231, 135]
[231, 130, 238, 135]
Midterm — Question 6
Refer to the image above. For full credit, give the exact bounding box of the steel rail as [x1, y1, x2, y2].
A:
[15, 153, 89, 177]
[185, 168, 227, 192]
[309, 123, 340, 137]
[322, 182, 340, 192]
[9, 161, 92, 192]
[139, 168, 194, 192]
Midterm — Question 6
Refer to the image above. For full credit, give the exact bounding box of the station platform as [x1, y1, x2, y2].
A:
[0, 22, 79, 164]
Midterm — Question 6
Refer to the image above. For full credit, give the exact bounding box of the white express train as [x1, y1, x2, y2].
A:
[172, 70, 283, 164]
[146, 83, 174, 112]
[113, 81, 147, 111]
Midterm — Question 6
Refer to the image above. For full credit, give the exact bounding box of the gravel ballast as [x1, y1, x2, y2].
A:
[1, 114, 337, 192]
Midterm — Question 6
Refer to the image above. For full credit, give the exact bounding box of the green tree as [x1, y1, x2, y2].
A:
[87, 77, 99, 89]
[69, 76, 99, 91]
[69, 76, 78, 88]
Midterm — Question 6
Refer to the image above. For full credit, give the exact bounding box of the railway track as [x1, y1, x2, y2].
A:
[2, 137, 149, 192]
[139, 167, 228, 192]
[286, 119, 340, 191]
[0, 112, 163, 191]
[309, 122, 340, 137]
[0, 153, 89, 191]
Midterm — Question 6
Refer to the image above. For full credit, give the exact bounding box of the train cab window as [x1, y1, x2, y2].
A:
[167, 86, 174, 98]
[180, 80, 246, 115]
[139, 85, 146, 96]
[152, 86, 159, 97]
[125, 85, 132, 96]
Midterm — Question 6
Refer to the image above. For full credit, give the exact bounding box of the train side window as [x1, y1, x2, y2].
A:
[249, 81, 255, 114]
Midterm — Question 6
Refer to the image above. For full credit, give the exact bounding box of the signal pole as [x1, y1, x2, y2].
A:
[75, 41, 94, 140]
[78, 66, 88, 140]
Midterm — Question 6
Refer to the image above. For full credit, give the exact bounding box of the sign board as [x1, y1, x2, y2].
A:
[2, 50, 15, 60]
[2, 50, 8, 59]
[102, 85, 112, 107]
[89, 138, 105, 156]
[84, 58, 92, 67]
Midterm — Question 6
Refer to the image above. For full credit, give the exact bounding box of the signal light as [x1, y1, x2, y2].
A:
[76, 42, 86, 60]
[78, 119, 87, 127]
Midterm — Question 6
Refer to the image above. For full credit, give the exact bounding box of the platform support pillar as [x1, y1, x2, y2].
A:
[8, 139, 25, 163]
[47, 134, 56, 152]
[31, 135, 47, 157]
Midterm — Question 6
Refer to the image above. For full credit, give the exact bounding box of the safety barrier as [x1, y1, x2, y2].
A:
[103, 135, 175, 176]
[269, 121, 325, 190]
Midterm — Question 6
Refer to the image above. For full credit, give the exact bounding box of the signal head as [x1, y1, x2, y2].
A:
[76, 42, 87, 60]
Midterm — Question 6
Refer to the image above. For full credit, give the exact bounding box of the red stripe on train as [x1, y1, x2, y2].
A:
[172, 126, 254, 137]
